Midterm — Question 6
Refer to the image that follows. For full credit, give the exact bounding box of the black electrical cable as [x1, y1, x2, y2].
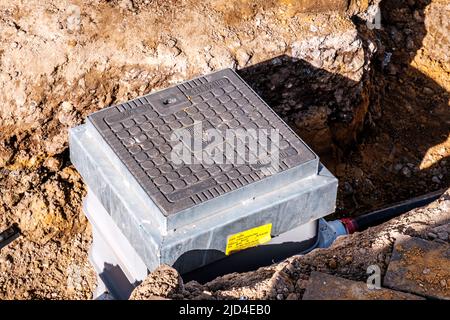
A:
[350, 189, 445, 232]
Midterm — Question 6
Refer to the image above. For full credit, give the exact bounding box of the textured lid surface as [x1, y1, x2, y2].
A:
[88, 69, 316, 217]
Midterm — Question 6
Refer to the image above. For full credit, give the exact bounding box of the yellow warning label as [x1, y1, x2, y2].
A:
[225, 223, 272, 255]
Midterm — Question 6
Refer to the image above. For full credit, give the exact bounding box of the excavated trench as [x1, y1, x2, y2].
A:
[0, 0, 448, 299]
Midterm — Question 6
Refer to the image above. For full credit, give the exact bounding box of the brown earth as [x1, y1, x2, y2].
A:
[333, 0, 450, 217]
[0, 0, 449, 299]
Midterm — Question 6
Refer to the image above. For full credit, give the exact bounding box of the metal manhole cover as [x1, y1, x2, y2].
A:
[88, 69, 316, 216]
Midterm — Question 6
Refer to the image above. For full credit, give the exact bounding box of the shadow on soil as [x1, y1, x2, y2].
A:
[341, 0, 449, 216]
[238, 0, 449, 217]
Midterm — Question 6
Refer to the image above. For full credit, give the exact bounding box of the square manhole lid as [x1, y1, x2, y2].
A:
[88, 69, 317, 217]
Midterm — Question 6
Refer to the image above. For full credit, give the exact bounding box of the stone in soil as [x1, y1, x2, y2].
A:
[302, 271, 424, 300]
[129, 265, 184, 300]
[383, 235, 450, 300]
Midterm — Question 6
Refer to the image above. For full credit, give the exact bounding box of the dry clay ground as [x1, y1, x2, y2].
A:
[0, 0, 449, 299]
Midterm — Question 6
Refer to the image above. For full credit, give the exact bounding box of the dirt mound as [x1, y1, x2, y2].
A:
[130, 265, 184, 300]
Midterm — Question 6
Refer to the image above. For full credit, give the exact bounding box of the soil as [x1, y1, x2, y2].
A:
[0, 0, 448, 299]
[332, 0, 450, 217]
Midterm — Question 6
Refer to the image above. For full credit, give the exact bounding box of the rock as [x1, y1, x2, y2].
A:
[412, 0, 450, 92]
[295, 278, 309, 291]
[303, 271, 423, 300]
[387, 63, 398, 75]
[437, 231, 449, 241]
[384, 236, 450, 300]
[432, 176, 441, 184]
[344, 255, 353, 264]
[130, 265, 184, 300]
[428, 232, 438, 239]
[413, 10, 424, 22]
[401, 167, 412, 178]
[268, 270, 295, 298]
[235, 49, 251, 68]
[328, 258, 338, 269]
[343, 182, 354, 195]
[286, 293, 299, 300]
[43, 157, 62, 172]
[422, 87, 434, 95]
